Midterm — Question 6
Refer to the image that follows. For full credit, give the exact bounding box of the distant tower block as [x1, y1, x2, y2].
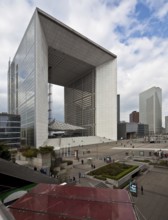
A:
[129, 111, 139, 123]
[139, 87, 162, 135]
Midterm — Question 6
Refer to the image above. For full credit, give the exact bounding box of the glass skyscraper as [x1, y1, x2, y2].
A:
[8, 15, 35, 146]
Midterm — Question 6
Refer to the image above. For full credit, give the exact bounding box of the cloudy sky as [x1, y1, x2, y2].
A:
[0, 0, 168, 125]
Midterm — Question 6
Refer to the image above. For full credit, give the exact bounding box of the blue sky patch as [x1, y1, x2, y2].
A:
[135, 1, 151, 20]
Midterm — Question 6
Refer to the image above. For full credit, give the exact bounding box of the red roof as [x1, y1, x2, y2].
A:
[10, 183, 137, 220]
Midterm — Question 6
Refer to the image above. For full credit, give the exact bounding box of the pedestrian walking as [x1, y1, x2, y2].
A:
[141, 186, 143, 195]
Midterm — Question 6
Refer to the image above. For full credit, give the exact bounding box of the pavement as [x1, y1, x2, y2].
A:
[61, 140, 168, 220]
[67, 157, 108, 187]
[132, 167, 168, 220]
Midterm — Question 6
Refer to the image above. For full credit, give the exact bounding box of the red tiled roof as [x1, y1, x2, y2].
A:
[10, 183, 137, 220]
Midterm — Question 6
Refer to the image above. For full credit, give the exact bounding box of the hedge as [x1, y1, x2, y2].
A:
[109, 165, 138, 180]
[89, 163, 138, 181]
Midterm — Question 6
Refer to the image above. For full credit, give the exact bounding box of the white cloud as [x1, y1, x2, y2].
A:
[66, 0, 138, 46]
[145, 0, 168, 20]
[157, 2, 168, 19]
[114, 35, 168, 123]
[0, 0, 168, 126]
[0, 0, 34, 112]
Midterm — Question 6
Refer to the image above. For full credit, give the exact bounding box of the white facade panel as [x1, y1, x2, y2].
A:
[35, 12, 48, 147]
[95, 59, 117, 140]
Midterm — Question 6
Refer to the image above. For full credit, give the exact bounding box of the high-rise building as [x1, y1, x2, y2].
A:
[0, 112, 21, 148]
[139, 87, 162, 134]
[129, 111, 139, 123]
[165, 116, 168, 134]
[8, 8, 117, 147]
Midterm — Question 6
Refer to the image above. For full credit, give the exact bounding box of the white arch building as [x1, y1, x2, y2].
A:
[8, 8, 117, 147]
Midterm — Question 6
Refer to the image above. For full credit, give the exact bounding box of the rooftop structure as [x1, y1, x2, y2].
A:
[8, 8, 117, 147]
[49, 120, 85, 131]
[9, 183, 137, 220]
[0, 158, 57, 194]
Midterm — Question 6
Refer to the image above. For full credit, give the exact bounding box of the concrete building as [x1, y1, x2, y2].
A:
[8, 8, 117, 147]
[139, 87, 162, 135]
[118, 122, 149, 140]
[118, 122, 138, 139]
[165, 116, 168, 134]
[137, 123, 149, 138]
[0, 112, 21, 148]
[129, 111, 139, 123]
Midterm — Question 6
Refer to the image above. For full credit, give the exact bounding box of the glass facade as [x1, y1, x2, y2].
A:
[8, 18, 35, 146]
[0, 113, 21, 147]
[65, 70, 95, 136]
[137, 124, 149, 137]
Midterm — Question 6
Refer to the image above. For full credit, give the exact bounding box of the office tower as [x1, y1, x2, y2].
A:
[129, 111, 139, 123]
[139, 87, 162, 134]
[0, 113, 21, 147]
[8, 8, 117, 147]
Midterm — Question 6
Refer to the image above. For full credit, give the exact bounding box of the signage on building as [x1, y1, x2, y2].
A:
[129, 181, 138, 197]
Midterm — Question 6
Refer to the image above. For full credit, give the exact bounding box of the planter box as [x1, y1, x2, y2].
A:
[106, 166, 141, 187]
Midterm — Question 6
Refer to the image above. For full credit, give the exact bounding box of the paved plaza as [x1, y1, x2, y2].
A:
[132, 167, 168, 220]
[62, 140, 168, 220]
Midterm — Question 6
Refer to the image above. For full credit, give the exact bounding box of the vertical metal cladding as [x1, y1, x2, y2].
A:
[8, 61, 15, 114]
[65, 70, 95, 136]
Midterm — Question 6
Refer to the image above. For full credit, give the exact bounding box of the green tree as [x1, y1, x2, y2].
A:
[21, 147, 38, 158]
[39, 146, 54, 154]
[0, 144, 11, 161]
